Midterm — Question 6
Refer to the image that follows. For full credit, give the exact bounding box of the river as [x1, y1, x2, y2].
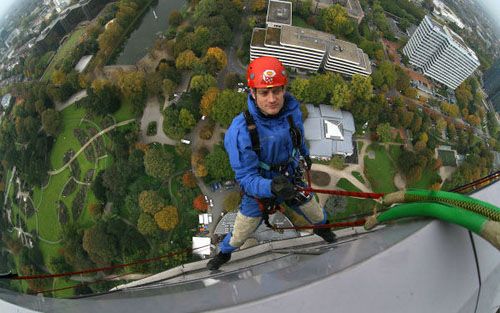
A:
[114, 0, 187, 65]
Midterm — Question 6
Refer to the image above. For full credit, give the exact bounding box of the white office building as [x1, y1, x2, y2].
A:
[250, 25, 371, 76]
[403, 15, 479, 90]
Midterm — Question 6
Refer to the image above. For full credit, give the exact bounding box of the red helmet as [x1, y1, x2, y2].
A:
[247, 56, 287, 89]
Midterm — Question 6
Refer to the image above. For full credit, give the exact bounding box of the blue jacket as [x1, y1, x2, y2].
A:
[224, 93, 309, 217]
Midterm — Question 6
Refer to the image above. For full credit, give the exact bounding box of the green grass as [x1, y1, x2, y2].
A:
[50, 105, 86, 169]
[113, 97, 137, 122]
[351, 171, 366, 184]
[41, 27, 86, 81]
[336, 178, 361, 192]
[364, 144, 398, 193]
[357, 141, 364, 152]
[292, 15, 313, 29]
[388, 144, 402, 163]
[437, 149, 456, 166]
[407, 167, 441, 189]
[52, 278, 76, 298]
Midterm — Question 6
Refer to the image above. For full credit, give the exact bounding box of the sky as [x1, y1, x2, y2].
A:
[0, 0, 16, 20]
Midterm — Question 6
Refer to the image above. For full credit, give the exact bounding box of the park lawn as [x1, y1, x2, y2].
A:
[38, 241, 64, 270]
[331, 177, 380, 221]
[41, 27, 86, 82]
[408, 167, 441, 189]
[50, 105, 86, 169]
[28, 169, 71, 241]
[351, 171, 366, 184]
[438, 149, 457, 166]
[52, 278, 76, 298]
[388, 144, 402, 163]
[336, 178, 361, 192]
[364, 144, 398, 193]
[113, 97, 136, 122]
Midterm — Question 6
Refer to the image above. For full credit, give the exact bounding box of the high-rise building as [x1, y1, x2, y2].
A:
[403, 15, 479, 90]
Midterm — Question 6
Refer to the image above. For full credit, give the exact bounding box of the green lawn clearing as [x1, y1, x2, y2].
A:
[113, 97, 137, 122]
[41, 27, 86, 82]
[364, 144, 398, 193]
[351, 171, 366, 184]
[331, 178, 380, 221]
[336, 178, 361, 192]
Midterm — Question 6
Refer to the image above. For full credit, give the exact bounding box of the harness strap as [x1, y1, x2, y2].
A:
[287, 115, 302, 150]
[243, 110, 261, 157]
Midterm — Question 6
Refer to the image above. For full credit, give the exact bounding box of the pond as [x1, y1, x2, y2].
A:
[114, 0, 186, 65]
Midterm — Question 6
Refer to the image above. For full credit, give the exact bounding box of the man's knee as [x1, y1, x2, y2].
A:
[298, 198, 325, 224]
[228, 212, 261, 248]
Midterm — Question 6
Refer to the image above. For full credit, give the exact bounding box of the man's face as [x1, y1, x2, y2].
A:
[251, 86, 285, 116]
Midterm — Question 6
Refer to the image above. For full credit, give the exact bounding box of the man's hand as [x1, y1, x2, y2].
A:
[304, 155, 312, 170]
[271, 175, 296, 200]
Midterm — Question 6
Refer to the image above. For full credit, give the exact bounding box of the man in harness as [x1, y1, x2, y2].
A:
[207, 56, 336, 270]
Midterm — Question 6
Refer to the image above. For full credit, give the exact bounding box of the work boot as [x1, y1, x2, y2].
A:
[314, 224, 337, 243]
[207, 252, 231, 270]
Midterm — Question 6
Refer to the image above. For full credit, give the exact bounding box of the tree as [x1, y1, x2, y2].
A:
[321, 4, 355, 37]
[82, 222, 118, 265]
[192, 26, 211, 55]
[144, 145, 175, 180]
[204, 47, 228, 74]
[175, 50, 200, 70]
[138, 190, 164, 215]
[193, 194, 208, 212]
[51, 70, 66, 86]
[154, 206, 179, 231]
[145, 72, 163, 97]
[41, 108, 62, 137]
[179, 108, 196, 131]
[212, 90, 246, 128]
[372, 61, 396, 90]
[190, 74, 217, 94]
[351, 74, 373, 101]
[137, 213, 158, 236]
[163, 79, 177, 98]
[192, 150, 208, 177]
[222, 191, 241, 213]
[376, 123, 392, 142]
[200, 87, 219, 116]
[205, 144, 234, 181]
[252, 0, 266, 12]
[436, 117, 447, 133]
[330, 79, 351, 109]
[182, 171, 198, 188]
[289, 77, 309, 102]
[168, 10, 182, 27]
[84, 80, 121, 116]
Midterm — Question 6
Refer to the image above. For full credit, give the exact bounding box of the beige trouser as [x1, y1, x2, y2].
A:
[229, 197, 324, 249]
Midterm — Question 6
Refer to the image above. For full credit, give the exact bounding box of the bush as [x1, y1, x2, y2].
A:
[147, 121, 157, 136]
[329, 155, 346, 170]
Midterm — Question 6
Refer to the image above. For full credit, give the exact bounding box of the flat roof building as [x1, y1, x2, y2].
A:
[266, 0, 292, 28]
[403, 15, 479, 90]
[250, 25, 371, 76]
[303, 104, 356, 158]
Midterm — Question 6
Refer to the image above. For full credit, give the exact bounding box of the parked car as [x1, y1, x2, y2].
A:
[211, 182, 221, 192]
[209, 199, 214, 207]
[223, 180, 236, 190]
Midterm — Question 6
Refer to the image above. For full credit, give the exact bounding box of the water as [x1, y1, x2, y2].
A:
[484, 59, 500, 112]
[114, 0, 186, 65]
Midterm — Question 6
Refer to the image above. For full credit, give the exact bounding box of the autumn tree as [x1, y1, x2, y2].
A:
[205, 144, 234, 181]
[192, 150, 208, 177]
[350, 74, 373, 102]
[203, 47, 228, 74]
[168, 10, 182, 27]
[137, 213, 158, 236]
[252, 0, 266, 12]
[84, 80, 121, 116]
[175, 50, 200, 70]
[163, 79, 177, 98]
[200, 87, 219, 116]
[212, 90, 246, 128]
[138, 190, 164, 215]
[321, 4, 355, 37]
[190, 74, 217, 95]
[154, 205, 179, 231]
[376, 123, 392, 142]
[144, 145, 175, 180]
[193, 194, 208, 212]
[372, 61, 396, 90]
[331, 78, 351, 109]
[182, 171, 198, 188]
[41, 108, 62, 137]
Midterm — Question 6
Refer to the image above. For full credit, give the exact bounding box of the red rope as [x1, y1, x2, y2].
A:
[298, 187, 384, 199]
[10, 248, 191, 281]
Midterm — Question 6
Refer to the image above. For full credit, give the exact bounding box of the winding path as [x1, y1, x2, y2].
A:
[48, 119, 136, 175]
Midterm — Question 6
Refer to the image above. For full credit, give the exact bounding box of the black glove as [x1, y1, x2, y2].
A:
[271, 175, 296, 200]
[304, 155, 312, 170]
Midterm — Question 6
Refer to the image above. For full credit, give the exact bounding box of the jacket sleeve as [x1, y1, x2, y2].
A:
[224, 120, 273, 198]
[295, 106, 310, 157]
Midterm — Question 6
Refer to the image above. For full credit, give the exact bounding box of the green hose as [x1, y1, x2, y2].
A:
[364, 202, 500, 250]
[382, 189, 500, 222]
